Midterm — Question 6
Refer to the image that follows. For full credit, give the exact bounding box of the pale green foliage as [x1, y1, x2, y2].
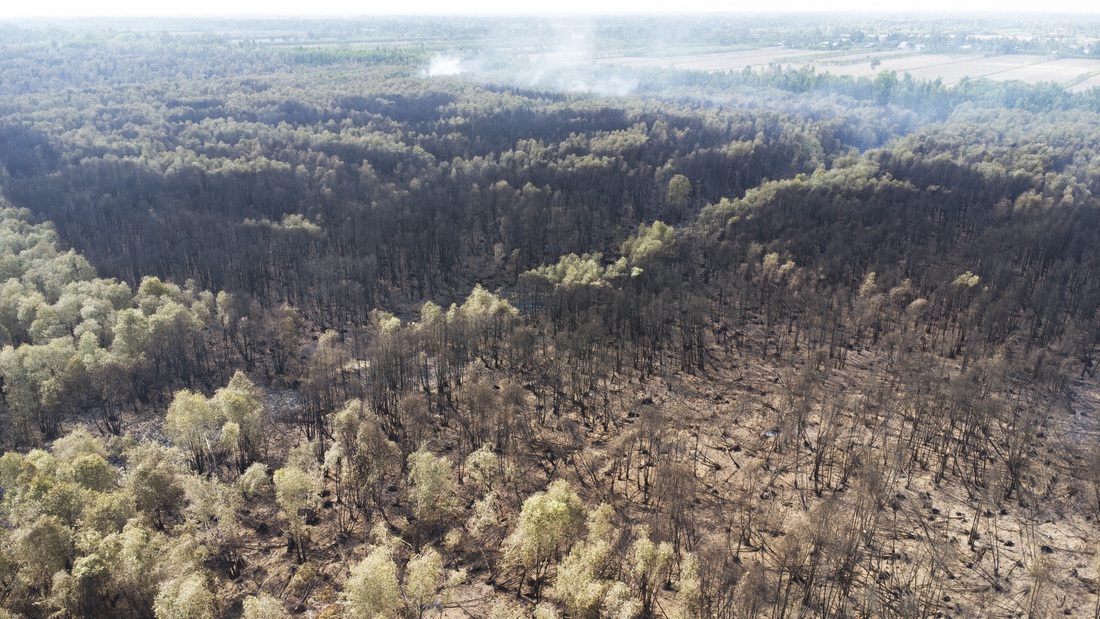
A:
[524, 253, 611, 287]
[47, 550, 111, 618]
[586, 123, 648, 155]
[284, 440, 320, 472]
[629, 525, 674, 614]
[550, 503, 619, 617]
[182, 475, 242, 552]
[553, 552, 607, 616]
[0, 212, 206, 616]
[620, 221, 675, 264]
[859, 272, 878, 298]
[601, 581, 641, 619]
[241, 593, 289, 619]
[407, 447, 457, 526]
[219, 422, 241, 460]
[443, 568, 467, 600]
[29, 303, 65, 342]
[51, 426, 109, 462]
[418, 301, 444, 331]
[136, 277, 182, 315]
[146, 300, 203, 353]
[165, 390, 222, 473]
[0, 281, 29, 344]
[455, 283, 514, 316]
[343, 546, 401, 619]
[0, 336, 77, 439]
[0, 433, 143, 615]
[0, 211, 74, 303]
[212, 371, 267, 469]
[404, 547, 444, 616]
[463, 444, 499, 492]
[153, 571, 216, 619]
[761, 252, 796, 279]
[451, 284, 517, 324]
[123, 442, 186, 526]
[104, 524, 209, 617]
[1013, 188, 1049, 212]
[630, 525, 673, 582]
[611, 258, 635, 278]
[42, 480, 85, 527]
[402, 547, 465, 617]
[25, 447, 59, 476]
[13, 514, 73, 594]
[505, 480, 585, 594]
[466, 491, 499, 539]
[164, 533, 210, 579]
[273, 461, 322, 558]
[244, 213, 322, 235]
[371, 309, 403, 335]
[165, 372, 268, 473]
[953, 271, 981, 288]
[327, 399, 399, 514]
[57, 279, 129, 345]
[443, 527, 463, 551]
[678, 552, 703, 618]
[81, 490, 137, 537]
[237, 462, 271, 499]
[0, 452, 33, 506]
[19, 247, 95, 307]
[103, 521, 170, 607]
[488, 598, 527, 619]
[369, 521, 400, 554]
[111, 308, 150, 361]
[668, 174, 691, 209]
[907, 298, 929, 318]
[70, 453, 116, 492]
[533, 602, 562, 619]
[522, 252, 636, 288]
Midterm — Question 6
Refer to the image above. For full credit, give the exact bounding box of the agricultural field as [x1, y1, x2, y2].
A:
[596, 47, 1100, 89]
[593, 46, 810, 71]
[1073, 72, 1100, 91]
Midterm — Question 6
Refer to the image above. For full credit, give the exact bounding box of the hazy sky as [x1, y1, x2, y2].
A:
[1, 0, 1098, 19]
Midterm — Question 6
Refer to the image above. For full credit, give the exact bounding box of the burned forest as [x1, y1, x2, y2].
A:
[2, 14, 1100, 619]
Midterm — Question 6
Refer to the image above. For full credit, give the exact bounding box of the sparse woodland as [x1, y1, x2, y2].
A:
[2, 16, 1100, 619]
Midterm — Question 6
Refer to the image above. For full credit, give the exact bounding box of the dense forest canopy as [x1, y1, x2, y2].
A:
[1, 13, 1100, 619]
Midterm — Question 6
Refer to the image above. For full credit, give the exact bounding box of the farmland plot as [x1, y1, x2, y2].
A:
[595, 47, 1100, 89]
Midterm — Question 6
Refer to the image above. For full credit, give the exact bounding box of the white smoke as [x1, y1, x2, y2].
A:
[558, 70, 638, 97]
[424, 53, 638, 97]
[421, 22, 639, 97]
[426, 55, 466, 76]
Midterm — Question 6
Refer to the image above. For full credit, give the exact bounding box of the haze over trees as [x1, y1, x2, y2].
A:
[1, 12, 1100, 619]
